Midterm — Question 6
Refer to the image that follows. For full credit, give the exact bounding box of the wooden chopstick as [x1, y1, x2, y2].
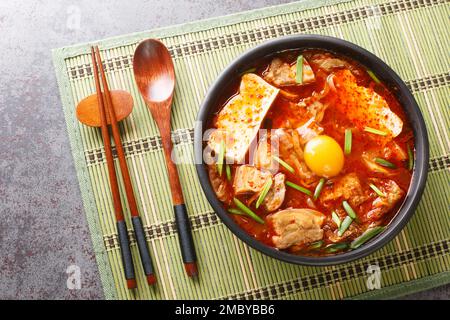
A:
[94, 46, 156, 286]
[90, 47, 137, 290]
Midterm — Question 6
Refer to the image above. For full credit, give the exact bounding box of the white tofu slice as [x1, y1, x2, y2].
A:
[208, 73, 279, 163]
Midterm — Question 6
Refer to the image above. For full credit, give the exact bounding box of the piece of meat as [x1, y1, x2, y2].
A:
[275, 128, 317, 185]
[264, 57, 315, 87]
[263, 173, 286, 212]
[233, 165, 271, 195]
[326, 223, 362, 243]
[332, 69, 403, 144]
[208, 165, 231, 203]
[308, 52, 362, 76]
[383, 141, 408, 161]
[362, 151, 397, 176]
[295, 117, 324, 145]
[268, 208, 325, 249]
[321, 173, 368, 207]
[208, 73, 279, 163]
[366, 179, 404, 221]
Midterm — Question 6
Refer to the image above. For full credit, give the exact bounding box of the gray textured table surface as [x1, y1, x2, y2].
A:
[0, 0, 448, 300]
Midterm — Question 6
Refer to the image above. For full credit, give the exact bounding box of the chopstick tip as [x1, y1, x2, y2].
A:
[146, 274, 157, 286]
[184, 262, 198, 278]
[127, 279, 137, 289]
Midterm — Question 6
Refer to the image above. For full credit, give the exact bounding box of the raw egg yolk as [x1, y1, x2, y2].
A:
[304, 135, 344, 177]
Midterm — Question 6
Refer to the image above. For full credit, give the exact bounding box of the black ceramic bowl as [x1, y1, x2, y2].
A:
[194, 35, 429, 266]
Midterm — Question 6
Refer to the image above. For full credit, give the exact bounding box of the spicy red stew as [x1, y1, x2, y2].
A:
[206, 49, 414, 255]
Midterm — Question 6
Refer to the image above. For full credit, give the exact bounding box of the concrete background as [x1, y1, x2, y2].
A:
[0, 0, 448, 300]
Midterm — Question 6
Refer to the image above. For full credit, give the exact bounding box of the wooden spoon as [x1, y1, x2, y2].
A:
[133, 39, 198, 277]
[76, 90, 133, 127]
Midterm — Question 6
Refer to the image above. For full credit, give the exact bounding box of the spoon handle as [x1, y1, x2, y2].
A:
[160, 129, 198, 277]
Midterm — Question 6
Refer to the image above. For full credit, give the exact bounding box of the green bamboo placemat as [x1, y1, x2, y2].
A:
[53, 0, 450, 300]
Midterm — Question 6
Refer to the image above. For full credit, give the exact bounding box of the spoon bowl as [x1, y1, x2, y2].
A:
[133, 39, 175, 104]
[133, 38, 198, 277]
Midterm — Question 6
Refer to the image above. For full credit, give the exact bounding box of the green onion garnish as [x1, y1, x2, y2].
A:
[313, 178, 326, 200]
[407, 145, 414, 171]
[369, 183, 385, 197]
[256, 178, 273, 209]
[295, 55, 303, 84]
[364, 126, 387, 136]
[367, 69, 380, 84]
[286, 181, 312, 196]
[233, 198, 265, 224]
[342, 200, 357, 219]
[344, 129, 352, 155]
[228, 208, 246, 216]
[226, 165, 232, 181]
[309, 240, 324, 250]
[217, 140, 225, 175]
[325, 242, 349, 253]
[272, 155, 295, 174]
[350, 226, 385, 249]
[338, 216, 353, 237]
[375, 157, 396, 169]
[332, 211, 341, 228]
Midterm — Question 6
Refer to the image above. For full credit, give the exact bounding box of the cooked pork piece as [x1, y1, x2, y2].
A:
[233, 165, 272, 195]
[333, 70, 403, 144]
[366, 179, 404, 221]
[263, 173, 286, 212]
[268, 208, 325, 249]
[208, 165, 231, 203]
[208, 73, 279, 163]
[327, 222, 362, 243]
[321, 173, 368, 207]
[295, 117, 324, 145]
[264, 57, 315, 87]
[274, 128, 317, 184]
[362, 151, 397, 176]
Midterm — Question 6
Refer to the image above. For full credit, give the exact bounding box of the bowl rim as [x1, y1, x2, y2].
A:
[194, 34, 429, 266]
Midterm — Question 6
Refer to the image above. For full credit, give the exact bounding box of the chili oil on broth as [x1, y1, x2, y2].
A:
[206, 49, 415, 257]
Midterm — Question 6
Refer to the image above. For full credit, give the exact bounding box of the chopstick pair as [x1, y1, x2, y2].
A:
[90, 46, 156, 289]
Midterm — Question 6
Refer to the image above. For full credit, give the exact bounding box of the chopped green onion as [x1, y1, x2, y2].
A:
[367, 69, 380, 84]
[226, 165, 232, 181]
[364, 126, 387, 136]
[217, 140, 225, 175]
[332, 211, 341, 228]
[240, 67, 256, 75]
[344, 129, 352, 155]
[256, 178, 273, 209]
[286, 181, 312, 196]
[272, 155, 295, 174]
[407, 145, 414, 171]
[313, 178, 326, 200]
[228, 208, 245, 216]
[369, 183, 385, 197]
[295, 55, 303, 84]
[342, 200, 357, 219]
[309, 240, 324, 250]
[233, 198, 265, 224]
[338, 216, 353, 237]
[375, 157, 396, 169]
[350, 226, 385, 249]
[325, 242, 349, 253]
